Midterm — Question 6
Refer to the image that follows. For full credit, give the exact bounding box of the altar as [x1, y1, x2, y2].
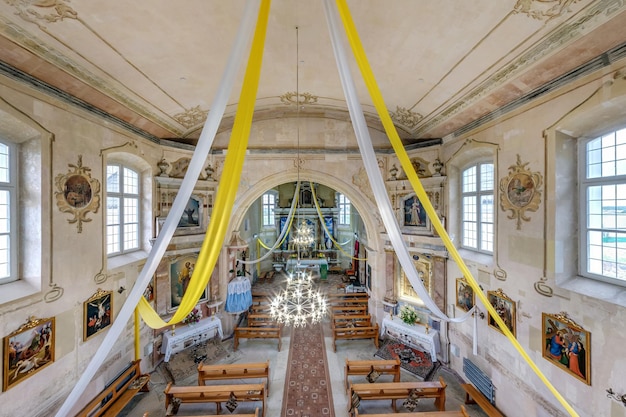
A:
[160, 316, 223, 362]
[285, 258, 328, 273]
[381, 316, 441, 362]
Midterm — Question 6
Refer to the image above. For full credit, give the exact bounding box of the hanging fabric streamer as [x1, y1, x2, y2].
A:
[53, 2, 269, 416]
[328, 1, 578, 416]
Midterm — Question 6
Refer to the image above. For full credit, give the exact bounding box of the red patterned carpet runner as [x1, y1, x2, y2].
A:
[281, 323, 335, 417]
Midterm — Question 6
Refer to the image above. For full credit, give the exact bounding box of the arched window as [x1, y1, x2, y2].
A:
[579, 127, 626, 286]
[461, 162, 494, 253]
[106, 164, 140, 255]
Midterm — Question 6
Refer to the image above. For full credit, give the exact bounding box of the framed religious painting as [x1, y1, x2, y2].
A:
[83, 289, 113, 341]
[401, 194, 430, 234]
[487, 289, 516, 337]
[455, 278, 475, 312]
[542, 312, 591, 385]
[168, 252, 208, 312]
[398, 253, 432, 305]
[3, 316, 55, 391]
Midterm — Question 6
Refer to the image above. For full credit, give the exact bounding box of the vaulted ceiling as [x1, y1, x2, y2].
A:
[0, 0, 625, 151]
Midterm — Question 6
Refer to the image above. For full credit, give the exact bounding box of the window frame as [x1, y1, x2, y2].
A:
[460, 162, 494, 254]
[338, 193, 351, 226]
[0, 141, 18, 284]
[261, 192, 276, 227]
[106, 163, 141, 257]
[578, 128, 626, 287]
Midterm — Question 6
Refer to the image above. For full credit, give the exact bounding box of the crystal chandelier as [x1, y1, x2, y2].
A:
[292, 220, 314, 248]
[270, 269, 327, 327]
[269, 26, 327, 327]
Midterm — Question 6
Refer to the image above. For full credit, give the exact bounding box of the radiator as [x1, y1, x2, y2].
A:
[463, 357, 495, 404]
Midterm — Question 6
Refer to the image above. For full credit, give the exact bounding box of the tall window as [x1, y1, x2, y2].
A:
[338, 193, 351, 225]
[107, 164, 139, 255]
[462, 163, 494, 253]
[0, 142, 16, 284]
[262, 193, 275, 227]
[580, 128, 626, 285]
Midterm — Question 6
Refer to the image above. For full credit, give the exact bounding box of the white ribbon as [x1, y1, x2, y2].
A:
[54, 2, 259, 415]
[323, 0, 473, 326]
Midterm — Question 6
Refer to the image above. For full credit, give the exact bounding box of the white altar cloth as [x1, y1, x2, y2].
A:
[381, 316, 441, 362]
[161, 316, 223, 362]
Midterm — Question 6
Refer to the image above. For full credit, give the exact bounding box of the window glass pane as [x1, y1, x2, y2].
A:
[462, 166, 476, 193]
[0, 143, 9, 183]
[107, 197, 120, 225]
[106, 224, 120, 254]
[123, 168, 139, 194]
[480, 164, 494, 191]
[107, 165, 120, 193]
[481, 223, 493, 252]
[124, 224, 138, 250]
[0, 234, 8, 278]
[124, 198, 138, 223]
[0, 190, 9, 234]
[462, 196, 476, 221]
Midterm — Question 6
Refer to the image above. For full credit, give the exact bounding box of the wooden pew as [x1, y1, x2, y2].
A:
[327, 292, 369, 303]
[344, 358, 401, 390]
[164, 383, 266, 417]
[331, 305, 368, 316]
[234, 326, 282, 351]
[461, 383, 505, 417]
[353, 405, 469, 417]
[349, 377, 447, 415]
[247, 313, 279, 327]
[170, 411, 258, 417]
[76, 359, 150, 417]
[332, 313, 373, 329]
[332, 323, 379, 352]
[198, 361, 271, 394]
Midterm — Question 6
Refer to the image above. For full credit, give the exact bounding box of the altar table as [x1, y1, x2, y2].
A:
[161, 317, 223, 362]
[381, 316, 441, 362]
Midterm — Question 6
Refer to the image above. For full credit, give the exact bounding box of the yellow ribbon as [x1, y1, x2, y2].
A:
[334, 1, 578, 416]
[137, 0, 271, 328]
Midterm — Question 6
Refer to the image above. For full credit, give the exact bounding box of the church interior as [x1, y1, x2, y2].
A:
[1, 1, 626, 416]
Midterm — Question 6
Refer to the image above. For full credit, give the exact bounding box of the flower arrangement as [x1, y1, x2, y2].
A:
[399, 304, 419, 325]
[182, 307, 202, 325]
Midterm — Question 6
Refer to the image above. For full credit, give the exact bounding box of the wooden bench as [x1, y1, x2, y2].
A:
[344, 359, 401, 390]
[76, 359, 150, 417]
[461, 383, 505, 417]
[170, 411, 259, 417]
[349, 378, 447, 415]
[331, 305, 368, 316]
[198, 361, 271, 394]
[164, 382, 266, 417]
[332, 313, 373, 329]
[234, 326, 282, 351]
[247, 313, 280, 327]
[332, 323, 379, 352]
[353, 405, 469, 417]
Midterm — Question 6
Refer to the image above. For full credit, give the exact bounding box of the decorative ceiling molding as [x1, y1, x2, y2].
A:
[513, 0, 582, 21]
[173, 106, 209, 129]
[280, 91, 319, 106]
[0, 15, 184, 136]
[417, 0, 625, 135]
[5, 0, 78, 28]
[390, 106, 424, 129]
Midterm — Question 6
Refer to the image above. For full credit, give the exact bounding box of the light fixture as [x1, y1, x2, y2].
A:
[269, 26, 327, 327]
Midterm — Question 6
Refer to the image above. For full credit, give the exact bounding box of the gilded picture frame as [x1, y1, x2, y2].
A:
[499, 154, 543, 230]
[54, 155, 101, 233]
[3, 316, 55, 391]
[398, 254, 432, 305]
[455, 278, 475, 312]
[487, 289, 516, 337]
[401, 194, 430, 233]
[542, 312, 591, 385]
[83, 289, 113, 341]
